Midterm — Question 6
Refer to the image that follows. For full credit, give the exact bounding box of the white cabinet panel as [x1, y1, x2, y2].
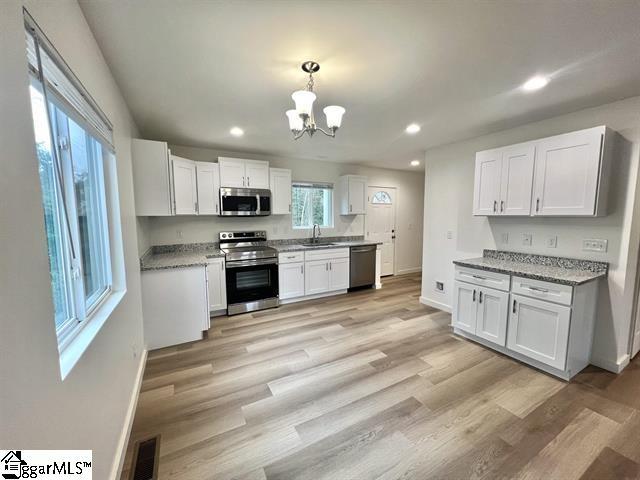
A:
[131, 139, 173, 216]
[270, 168, 292, 215]
[507, 294, 570, 370]
[473, 149, 502, 216]
[196, 162, 220, 215]
[207, 257, 227, 314]
[279, 262, 305, 300]
[453, 281, 477, 334]
[245, 160, 270, 189]
[338, 175, 367, 215]
[219, 157, 246, 188]
[532, 126, 604, 216]
[305, 259, 330, 295]
[172, 155, 198, 215]
[500, 142, 535, 216]
[329, 257, 350, 291]
[476, 288, 509, 346]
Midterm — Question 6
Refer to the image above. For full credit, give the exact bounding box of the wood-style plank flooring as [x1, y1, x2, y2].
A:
[121, 273, 640, 479]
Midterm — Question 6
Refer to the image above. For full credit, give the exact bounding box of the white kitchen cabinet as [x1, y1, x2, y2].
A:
[196, 162, 220, 215]
[172, 155, 198, 215]
[218, 157, 270, 189]
[206, 257, 227, 315]
[473, 126, 613, 217]
[507, 294, 570, 370]
[305, 259, 330, 295]
[452, 281, 508, 346]
[499, 142, 535, 215]
[328, 257, 350, 291]
[131, 139, 173, 216]
[532, 126, 610, 216]
[141, 266, 209, 349]
[270, 168, 292, 215]
[279, 262, 305, 300]
[473, 149, 502, 216]
[338, 175, 367, 215]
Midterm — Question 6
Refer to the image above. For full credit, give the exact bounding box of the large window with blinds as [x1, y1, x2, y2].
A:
[25, 11, 124, 369]
[291, 182, 334, 229]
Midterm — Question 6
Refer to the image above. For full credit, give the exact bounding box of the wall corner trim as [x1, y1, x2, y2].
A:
[420, 296, 452, 313]
[589, 353, 630, 374]
[109, 348, 147, 480]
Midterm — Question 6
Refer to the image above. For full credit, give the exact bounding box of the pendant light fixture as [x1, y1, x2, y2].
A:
[286, 61, 345, 140]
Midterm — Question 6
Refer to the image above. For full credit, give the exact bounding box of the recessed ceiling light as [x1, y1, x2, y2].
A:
[410, 160, 420, 166]
[230, 127, 244, 137]
[405, 123, 421, 134]
[522, 76, 549, 92]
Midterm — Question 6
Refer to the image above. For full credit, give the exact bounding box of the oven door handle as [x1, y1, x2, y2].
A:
[226, 258, 277, 269]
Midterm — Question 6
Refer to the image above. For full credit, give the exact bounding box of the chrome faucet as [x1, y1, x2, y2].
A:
[312, 224, 321, 243]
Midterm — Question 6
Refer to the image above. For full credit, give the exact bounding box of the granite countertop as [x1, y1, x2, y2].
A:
[454, 250, 608, 286]
[273, 240, 381, 253]
[140, 248, 224, 271]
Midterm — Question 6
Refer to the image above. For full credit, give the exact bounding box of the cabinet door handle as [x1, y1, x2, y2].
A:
[242, 176, 245, 186]
[535, 198, 540, 213]
[472, 289, 476, 302]
[479, 291, 483, 303]
[493, 200, 497, 213]
[247, 176, 250, 187]
[500, 200, 504, 213]
[301, 265, 304, 274]
[528, 286, 549, 293]
[512, 299, 517, 314]
[329, 262, 332, 271]
[289, 204, 291, 212]
[325, 263, 328, 271]
[350, 204, 353, 213]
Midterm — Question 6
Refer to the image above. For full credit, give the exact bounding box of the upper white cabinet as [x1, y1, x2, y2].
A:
[218, 157, 270, 189]
[532, 127, 610, 216]
[473, 126, 613, 217]
[338, 175, 367, 215]
[196, 162, 220, 215]
[270, 168, 292, 215]
[172, 155, 198, 215]
[132, 139, 173, 216]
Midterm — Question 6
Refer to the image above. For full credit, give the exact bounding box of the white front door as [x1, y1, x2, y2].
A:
[366, 186, 396, 276]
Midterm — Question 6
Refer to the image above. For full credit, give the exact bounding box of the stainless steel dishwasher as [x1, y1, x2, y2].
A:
[349, 245, 376, 288]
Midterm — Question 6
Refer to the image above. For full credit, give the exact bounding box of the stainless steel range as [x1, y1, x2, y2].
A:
[220, 230, 279, 315]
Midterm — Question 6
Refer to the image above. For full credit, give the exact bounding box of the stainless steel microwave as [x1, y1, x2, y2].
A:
[219, 188, 271, 216]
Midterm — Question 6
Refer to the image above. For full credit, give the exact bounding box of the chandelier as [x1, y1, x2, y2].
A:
[286, 61, 345, 140]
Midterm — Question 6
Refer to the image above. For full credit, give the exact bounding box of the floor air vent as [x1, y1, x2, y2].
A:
[130, 436, 160, 480]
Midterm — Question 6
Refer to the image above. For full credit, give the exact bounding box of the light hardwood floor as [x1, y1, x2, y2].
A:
[121, 273, 640, 479]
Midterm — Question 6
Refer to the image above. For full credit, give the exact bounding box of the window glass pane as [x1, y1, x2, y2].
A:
[292, 185, 332, 228]
[28, 85, 73, 328]
[68, 116, 110, 308]
[372, 191, 392, 204]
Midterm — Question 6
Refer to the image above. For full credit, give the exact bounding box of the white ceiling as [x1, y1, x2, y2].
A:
[79, 0, 640, 170]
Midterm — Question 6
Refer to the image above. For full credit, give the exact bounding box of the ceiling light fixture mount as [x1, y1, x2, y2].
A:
[286, 61, 345, 140]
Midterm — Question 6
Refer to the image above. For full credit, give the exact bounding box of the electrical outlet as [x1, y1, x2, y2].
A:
[546, 236, 558, 248]
[501, 233, 509, 245]
[522, 233, 533, 247]
[435, 281, 445, 292]
[583, 238, 608, 253]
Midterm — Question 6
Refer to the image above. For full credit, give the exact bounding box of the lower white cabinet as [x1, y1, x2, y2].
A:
[304, 259, 330, 295]
[141, 266, 209, 350]
[279, 262, 305, 300]
[329, 257, 350, 291]
[452, 265, 599, 379]
[452, 281, 508, 346]
[506, 294, 570, 370]
[206, 257, 227, 315]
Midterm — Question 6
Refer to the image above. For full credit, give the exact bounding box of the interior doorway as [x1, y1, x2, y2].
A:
[366, 186, 396, 276]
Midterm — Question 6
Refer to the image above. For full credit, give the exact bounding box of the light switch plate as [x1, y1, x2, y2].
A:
[583, 238, 608, 253]
[522, 233, 533, 247]
[546, 236, 557, 248]
[446, 231, 453, 240]
[501, 233, 509, 245]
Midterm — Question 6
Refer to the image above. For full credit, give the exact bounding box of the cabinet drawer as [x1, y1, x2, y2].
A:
[511, 276, 573, 306]
[279, 251, 305, 264]
[305, 248, 350, 261]
[454, 266, 510, 292]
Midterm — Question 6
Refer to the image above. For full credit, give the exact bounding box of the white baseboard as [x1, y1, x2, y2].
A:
[420, 296, 451, 313]
[396, 267, 422, 275]
[590, 353, 630, 374]
[110, 348, 147, 480]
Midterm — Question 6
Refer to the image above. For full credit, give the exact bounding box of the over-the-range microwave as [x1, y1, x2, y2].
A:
[219, 187, 271, 216]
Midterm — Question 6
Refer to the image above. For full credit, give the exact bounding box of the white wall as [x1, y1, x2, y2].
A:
[0, 2, 145, 479]
[421, 96, 640, 372]
[142, 145, 425, 274]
